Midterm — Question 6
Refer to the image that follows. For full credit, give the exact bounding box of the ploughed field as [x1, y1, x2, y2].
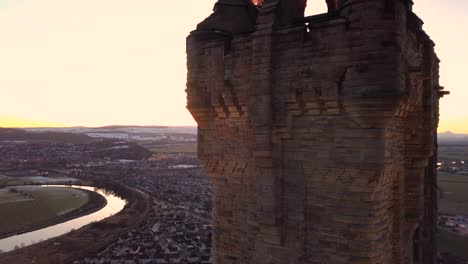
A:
[0, 176, 33, 187]
[0, 186, 89, 237]
[438, 173, 468, 215]
[143, 142, 197, 154]
[438, 144, 468, 161]
[437, 173, 468, 259]
[438, 228, 468, 259]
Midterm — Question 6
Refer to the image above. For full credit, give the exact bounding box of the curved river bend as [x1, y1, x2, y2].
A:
[0, 185, 127, 253]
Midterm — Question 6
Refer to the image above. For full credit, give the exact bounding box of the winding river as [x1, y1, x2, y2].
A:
[0, 185, 127, 253]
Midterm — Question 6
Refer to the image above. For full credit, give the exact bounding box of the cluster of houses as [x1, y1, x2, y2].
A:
[0, 138, 213, 264]
[72, 156, 212, 264]
[80, 200, 212, 264]
[438, 160, 468, 175]
[439, 215, 468, 236]
[0, 140, 149, 173]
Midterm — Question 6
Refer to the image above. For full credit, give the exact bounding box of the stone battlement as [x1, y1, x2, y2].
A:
[186, 0, 448, 263]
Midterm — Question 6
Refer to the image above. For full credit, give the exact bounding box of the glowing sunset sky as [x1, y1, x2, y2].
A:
[0, 0, 466, 132]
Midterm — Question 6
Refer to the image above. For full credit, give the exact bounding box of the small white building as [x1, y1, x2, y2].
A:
[451, 215, 468, 224]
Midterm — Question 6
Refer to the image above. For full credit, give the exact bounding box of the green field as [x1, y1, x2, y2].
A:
[438, 173, 468, 215]
[0, 176, 33, 187]
[438, 228, 468, 259]
[146, 143, 197, 153]
[0, 186, 89, 236]
[437, 173, 468, 259]
[438, 144, 468, 161]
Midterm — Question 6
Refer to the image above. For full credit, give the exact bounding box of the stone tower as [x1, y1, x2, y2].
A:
[186, 0, 448, 263]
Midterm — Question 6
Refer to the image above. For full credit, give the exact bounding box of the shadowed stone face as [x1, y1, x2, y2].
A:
[186, 0, 447, 263]
[326, 0, 342, 11]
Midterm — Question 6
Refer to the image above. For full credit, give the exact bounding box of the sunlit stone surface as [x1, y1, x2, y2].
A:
[186, 0, 448, 263]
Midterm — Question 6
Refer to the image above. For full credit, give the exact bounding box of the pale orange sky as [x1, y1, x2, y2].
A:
[0, 0, 466, 132]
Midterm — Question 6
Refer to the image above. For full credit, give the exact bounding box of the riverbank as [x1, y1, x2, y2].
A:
[0, 182, 150, 264]
[0, 187, 107, 240]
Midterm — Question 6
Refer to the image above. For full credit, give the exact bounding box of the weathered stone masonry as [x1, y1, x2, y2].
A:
[186, 0, 448, 263]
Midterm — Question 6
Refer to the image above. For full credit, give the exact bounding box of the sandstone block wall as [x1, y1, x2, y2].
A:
[186, 0, 448, 263]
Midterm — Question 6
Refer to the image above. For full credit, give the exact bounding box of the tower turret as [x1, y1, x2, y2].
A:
[196, 0, 257, 35]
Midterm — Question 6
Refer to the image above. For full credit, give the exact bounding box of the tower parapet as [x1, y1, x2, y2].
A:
[186, 0, 447, 263]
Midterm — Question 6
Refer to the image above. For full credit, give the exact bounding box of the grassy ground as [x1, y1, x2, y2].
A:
[0, 186, 89, 236]
[438, 144, 468, 161]
[437, 228, 468, 259]
[437, 173, 468, 259]
[146, 143, 197, 153]
[438, 174, 468, 215]
[0, 183, 151, 264]
[0, 176, 33, 187]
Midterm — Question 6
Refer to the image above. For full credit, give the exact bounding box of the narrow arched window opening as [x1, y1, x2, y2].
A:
[252, 0, 264, 6]
[305, 1, 328, 16]
[412, 227, 421, 264]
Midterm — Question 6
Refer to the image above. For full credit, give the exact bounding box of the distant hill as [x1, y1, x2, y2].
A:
[438, 131, 468, 144]
[17, 125, 169, 130]
[2, 127, 466, 146]
[0, 128, 96, 144]
[21, 126, 197, 142]
[93, 125, 168, 129]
